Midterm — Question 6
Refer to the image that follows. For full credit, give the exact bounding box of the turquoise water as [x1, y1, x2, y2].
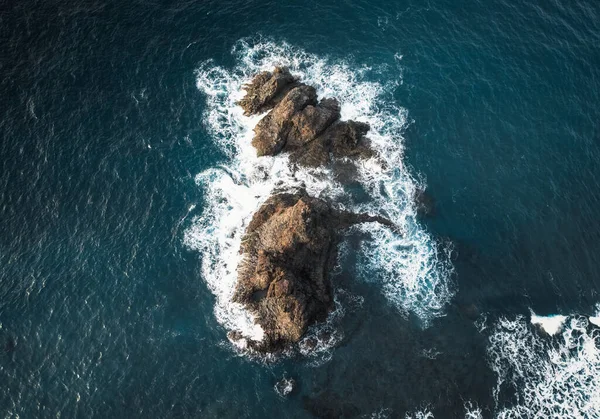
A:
[1, 0, 599, 417]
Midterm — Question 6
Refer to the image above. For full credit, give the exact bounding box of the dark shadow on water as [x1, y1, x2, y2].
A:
[295, 232, 497, 418]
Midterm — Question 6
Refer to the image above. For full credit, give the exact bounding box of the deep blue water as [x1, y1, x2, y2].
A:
[1, 0, 599, 417]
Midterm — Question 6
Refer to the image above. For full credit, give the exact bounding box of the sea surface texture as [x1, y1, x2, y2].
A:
[1, 0, 599, 417]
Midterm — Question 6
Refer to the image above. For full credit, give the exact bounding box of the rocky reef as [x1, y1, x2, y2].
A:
[230, 67, 397, 354]
[238, 67, 374, 167]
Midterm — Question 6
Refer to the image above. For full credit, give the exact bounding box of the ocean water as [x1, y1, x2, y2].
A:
[1, 0, 599, 417]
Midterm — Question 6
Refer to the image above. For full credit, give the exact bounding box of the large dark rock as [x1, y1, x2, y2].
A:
[238, 67, 298, 116]
[232, 191, 397, 353]
[240, 69, 375, 166]
[289, 120, 374, 167]
[286, 97, 341, 149]
[251, 85, 321, 156]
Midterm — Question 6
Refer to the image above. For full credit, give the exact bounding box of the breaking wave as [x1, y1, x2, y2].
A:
[183, 38, 454, 353]
[487, 313, 600, 418]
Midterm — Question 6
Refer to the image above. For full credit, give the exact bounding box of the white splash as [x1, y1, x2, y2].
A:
[530, 311, 567, 336]
[184, 38, 454, 349]
[487, 314, 600, 418]
[589, 303, 600, 327]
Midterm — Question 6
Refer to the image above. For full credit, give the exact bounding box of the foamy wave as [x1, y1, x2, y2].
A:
[487, 314, 600, 418]
[185, 38, 454, 350]
[530, 311, 567, 336]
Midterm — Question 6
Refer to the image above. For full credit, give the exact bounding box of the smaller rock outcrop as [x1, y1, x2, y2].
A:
[238, 67, 298, 116]
[274, 377, 296, 397]
[240, 67, 375, 167]
[289, 120, 374, 167]
[232, 191, 396, 353]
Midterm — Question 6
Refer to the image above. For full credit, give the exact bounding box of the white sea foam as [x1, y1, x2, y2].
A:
[420, 347, 441, 359]
[463, 401, 483, 419]
[405, 407, 434, 419]
[400, 402, 482, 419]
[589, 303, 600, 327]
[487, 314, 600, 418]
[184, 39, 454, 351]
[274, 376, 295, 397]
[474, 313, 488, 333]
[530, 311, 567, 336]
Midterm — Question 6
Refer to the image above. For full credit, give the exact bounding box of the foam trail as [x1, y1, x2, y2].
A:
[185, 39, 454, 350]
[487, 315, 600, 418]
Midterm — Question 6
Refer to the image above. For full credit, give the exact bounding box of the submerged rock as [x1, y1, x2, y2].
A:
[414, 188, 435, 217]
[232, 191, 397, 353]
[241, 69, 374, 167]
[4, 336, 15, 353]
[274, 377, 296, 397]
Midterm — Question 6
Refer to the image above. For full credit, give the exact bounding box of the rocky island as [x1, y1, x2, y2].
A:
[239, 67, 374, 166]
[229, 67, 398, 354]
